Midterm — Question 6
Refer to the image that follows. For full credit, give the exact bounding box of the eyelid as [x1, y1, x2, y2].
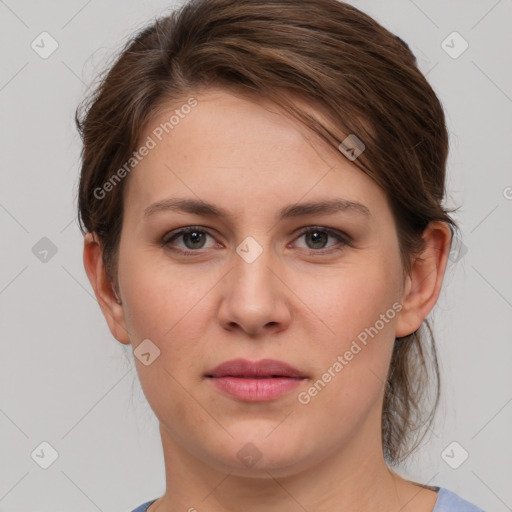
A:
[161, 225, 219, 247]
[161, 224, 352, 254]
[293, 225, 352, 244]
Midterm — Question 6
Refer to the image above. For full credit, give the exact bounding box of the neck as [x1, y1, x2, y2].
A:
[150, 418, 416, 512]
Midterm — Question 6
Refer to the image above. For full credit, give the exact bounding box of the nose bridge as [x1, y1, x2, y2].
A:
[217, 234, 291, 334]
[232, 236, 277, 306]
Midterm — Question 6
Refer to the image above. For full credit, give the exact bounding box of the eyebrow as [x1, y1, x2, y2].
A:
[143, 197, 371, 221]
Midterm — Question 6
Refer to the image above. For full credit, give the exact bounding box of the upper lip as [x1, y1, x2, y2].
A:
[206, 358, 306, 378]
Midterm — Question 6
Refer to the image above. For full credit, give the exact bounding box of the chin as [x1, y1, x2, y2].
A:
[198, 427, 315, 478]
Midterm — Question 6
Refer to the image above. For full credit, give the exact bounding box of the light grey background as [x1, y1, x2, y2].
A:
[0, 1, 510, 510]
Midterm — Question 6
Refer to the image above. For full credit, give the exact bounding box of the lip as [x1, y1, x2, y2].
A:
[207, 358, 306, 378]
[206, 358, 307, 402]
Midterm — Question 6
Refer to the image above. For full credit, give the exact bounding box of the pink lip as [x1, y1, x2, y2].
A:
[206, 358, 307, 402]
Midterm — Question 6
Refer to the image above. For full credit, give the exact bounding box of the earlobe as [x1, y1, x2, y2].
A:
[395, 221, 452, 338]
[83, 232, 130, 344]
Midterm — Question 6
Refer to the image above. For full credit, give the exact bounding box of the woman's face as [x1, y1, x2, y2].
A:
[111, 88, 410, 476]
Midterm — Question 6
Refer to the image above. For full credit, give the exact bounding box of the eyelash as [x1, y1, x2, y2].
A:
[161, 225, 352, 256]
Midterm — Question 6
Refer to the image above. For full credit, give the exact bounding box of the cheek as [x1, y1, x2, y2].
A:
[293, 259, 400, 409]
[299, 260, 401, 346]
[119, 247, 212, 340]
[118, 254, 217, 424]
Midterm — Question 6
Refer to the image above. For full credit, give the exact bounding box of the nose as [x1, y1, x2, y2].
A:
[217, 243, 292, 337]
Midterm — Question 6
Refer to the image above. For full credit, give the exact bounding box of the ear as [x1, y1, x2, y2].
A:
[83, 232, 131, 345]
[395, 221, 452, 338]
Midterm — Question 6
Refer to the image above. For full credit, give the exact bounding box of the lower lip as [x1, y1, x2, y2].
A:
[208, 376, 304, 401]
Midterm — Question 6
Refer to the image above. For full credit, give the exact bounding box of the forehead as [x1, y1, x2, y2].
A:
[122, 88, 388, 221]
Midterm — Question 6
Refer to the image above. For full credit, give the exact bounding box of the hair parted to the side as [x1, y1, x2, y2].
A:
[75, 0, 458, 465]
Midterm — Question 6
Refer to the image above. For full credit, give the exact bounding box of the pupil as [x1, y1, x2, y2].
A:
[186, 231, 204, 248]
[308, 231, 326, 249]
[182, 231, 327, 250]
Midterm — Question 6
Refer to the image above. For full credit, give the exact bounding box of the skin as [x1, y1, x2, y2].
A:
[84, 88, 451, 511]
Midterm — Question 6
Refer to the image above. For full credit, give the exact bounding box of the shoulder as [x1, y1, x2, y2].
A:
[129, 489, 486, 512]
[129, 499, 157, 512]
[433, 487, 485, 512]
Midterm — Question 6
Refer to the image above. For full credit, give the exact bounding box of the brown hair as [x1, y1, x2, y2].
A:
[76, 0, 457, 465]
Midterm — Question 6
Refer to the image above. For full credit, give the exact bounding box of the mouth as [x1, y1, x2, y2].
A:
[205, 358, 308, 402]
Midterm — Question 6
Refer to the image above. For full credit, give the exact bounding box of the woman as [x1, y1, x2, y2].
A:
[76, 0, 485, 510]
